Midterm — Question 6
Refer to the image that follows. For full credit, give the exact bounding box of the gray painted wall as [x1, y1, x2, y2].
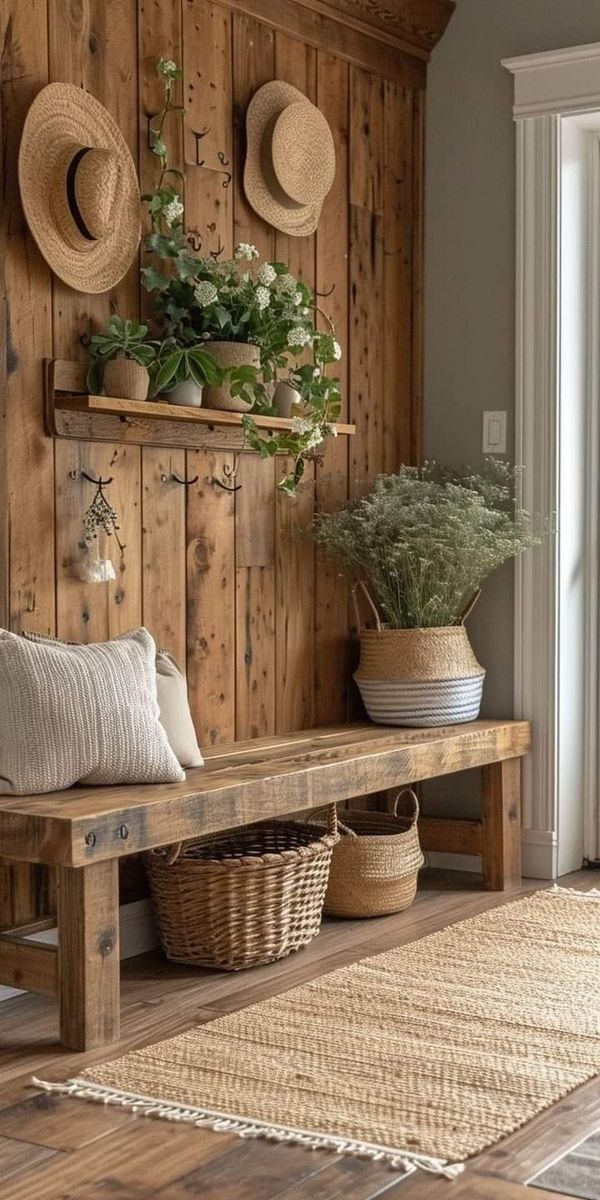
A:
[423, 0, 600, 818]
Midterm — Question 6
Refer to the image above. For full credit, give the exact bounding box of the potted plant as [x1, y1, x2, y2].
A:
[312, 462, 548, 726]
[150, 337, 223, 407]
[138, 57, 342, 493]
[87, 317, 158, 400]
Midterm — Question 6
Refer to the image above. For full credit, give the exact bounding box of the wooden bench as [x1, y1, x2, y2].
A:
[0, 719, 530, 1050]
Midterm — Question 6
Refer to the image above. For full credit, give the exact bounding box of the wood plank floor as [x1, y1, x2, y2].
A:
[0, 868, 598, 1198]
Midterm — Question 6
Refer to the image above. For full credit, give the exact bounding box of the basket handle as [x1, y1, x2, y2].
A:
[326, 803, 339, 838]
[351, 581, 383, 633]
[336, 816, 359, 840]
[459, 589, 481, 625]
[392, 788, 420, 823]
[164, 842, 183, 865]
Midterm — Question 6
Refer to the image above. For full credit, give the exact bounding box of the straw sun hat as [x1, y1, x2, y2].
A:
[18, 83, 141, 294]
[244, 81, 336, 237]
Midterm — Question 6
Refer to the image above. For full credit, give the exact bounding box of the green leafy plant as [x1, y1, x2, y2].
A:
[87, 317, 159, 394]
[312, 461, 549, 628]
[150, 337, 223, 396]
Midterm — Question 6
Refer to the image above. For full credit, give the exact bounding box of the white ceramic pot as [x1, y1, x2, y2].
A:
[168, 379, 204, 408]
[273, 380, 302, 418]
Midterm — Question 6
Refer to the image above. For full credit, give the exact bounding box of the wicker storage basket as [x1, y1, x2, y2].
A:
[352, 584, 485, 727]
[324, 790, 423, 918]
[146, 808, 338, 971]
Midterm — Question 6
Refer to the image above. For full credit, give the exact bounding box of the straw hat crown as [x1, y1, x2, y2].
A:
[244, 81, 336, 238]
[19, 83, 141, 294]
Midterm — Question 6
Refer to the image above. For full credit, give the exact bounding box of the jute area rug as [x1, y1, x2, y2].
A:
[36, 887, 600, 1180]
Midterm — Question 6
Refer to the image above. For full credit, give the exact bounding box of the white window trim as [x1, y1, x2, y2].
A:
[504, 44, 600, 876]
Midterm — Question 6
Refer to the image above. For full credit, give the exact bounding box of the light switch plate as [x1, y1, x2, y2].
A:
[482, 410, 507, 454]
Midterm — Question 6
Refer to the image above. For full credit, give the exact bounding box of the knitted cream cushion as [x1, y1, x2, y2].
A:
[22, 632, 203, 771]
[0, 628, 185, 795]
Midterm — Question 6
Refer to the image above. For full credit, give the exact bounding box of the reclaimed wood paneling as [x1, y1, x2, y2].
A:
[186, 454, 237, 746]
[314, 50, 350, 724]
[0, 0, 54, 924]
[232, 13, 277, 739]
[0, 0, 434, 917]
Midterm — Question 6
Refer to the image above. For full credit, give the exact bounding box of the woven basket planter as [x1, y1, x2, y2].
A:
[103, 357, 149, 400]
[203, 341, 260, 412]
[324, 790, 424, 918]
[145, 808, 338, 971]
[353, 585, 485, 727]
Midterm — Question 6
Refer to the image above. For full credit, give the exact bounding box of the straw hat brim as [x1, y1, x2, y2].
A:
[18, 83, 141, 294]
[244, 81, 334, 238]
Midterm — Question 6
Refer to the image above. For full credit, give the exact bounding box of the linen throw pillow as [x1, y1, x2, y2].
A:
[155, 651, 203, 769]
[0, 628, 185, 794]
[21, 631, 203, 770]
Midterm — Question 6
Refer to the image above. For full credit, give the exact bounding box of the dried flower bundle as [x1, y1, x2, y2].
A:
[312, 461, 549, 629]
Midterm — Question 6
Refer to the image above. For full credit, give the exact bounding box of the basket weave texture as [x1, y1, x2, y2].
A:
[355, 625, 483, 683]
[324, 790, 423, 918]
[103, 358, 149, 401]
[146, 809, 337, 971]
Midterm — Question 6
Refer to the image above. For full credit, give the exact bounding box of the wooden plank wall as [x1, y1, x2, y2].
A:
[0, 0, 427, 916]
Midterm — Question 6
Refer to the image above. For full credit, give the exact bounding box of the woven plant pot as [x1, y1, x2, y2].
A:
[103, 357, 149, 400]
[145, 808, 338, 971]
[352, 584, 485, 727]
[324, 790, 423, 918]
[203, 341, 260, 412]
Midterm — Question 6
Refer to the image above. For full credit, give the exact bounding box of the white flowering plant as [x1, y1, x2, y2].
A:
[110, 56, 343, 492]
[312, 461, 549, 627]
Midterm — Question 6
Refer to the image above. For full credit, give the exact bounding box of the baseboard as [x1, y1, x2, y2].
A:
[428, 829, 558, 880]
[522, 828, 558, 878]
[0, 897, 158, 1005]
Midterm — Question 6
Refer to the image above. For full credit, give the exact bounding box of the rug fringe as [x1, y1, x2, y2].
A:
[550, 884, 600, 901]
[31, 1077, 464, 1179]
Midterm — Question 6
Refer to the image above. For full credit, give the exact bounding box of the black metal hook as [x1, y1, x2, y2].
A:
[212, 461, 242, 493]
[161, 471, 199, 487]
[70, 469, 114, 486]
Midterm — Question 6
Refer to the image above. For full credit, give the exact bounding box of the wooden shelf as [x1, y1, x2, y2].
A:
[45, 358, 355, 452]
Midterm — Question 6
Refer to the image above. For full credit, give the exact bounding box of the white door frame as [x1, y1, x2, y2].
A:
[504, 44, 600, 875]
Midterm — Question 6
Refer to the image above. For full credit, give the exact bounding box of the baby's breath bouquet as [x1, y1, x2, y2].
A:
[313, 461, 547, 629]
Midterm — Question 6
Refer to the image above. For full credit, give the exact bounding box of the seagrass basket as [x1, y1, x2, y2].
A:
[324, 789, 423, 918]
[146, 807, 338, 971]
[352, 583, 485, 727]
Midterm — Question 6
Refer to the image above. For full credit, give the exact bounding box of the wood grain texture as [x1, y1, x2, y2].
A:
[0, 936, 57, 995]
[314, 52, 351, 724]
[419, 816, 483, 856]
[141, 449, 187, 666]
[482, 758, 522, 891]
[0, 721, 531, 868]
[2, 0, 437, 927]
[183, 0, 234, 258]
[186, 455, 237, 746]
[0, 0, 55, 927]
[0, 869, 593, 1200]
[310, 0, 455, 55]
[57, 861, 120, 1050]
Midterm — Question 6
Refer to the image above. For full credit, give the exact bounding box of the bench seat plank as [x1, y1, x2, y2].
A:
[0, 720, 531, 868]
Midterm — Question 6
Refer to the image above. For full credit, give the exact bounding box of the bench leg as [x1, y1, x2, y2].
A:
[481, 758, 522, 891]
[57, 860, 120, 1050]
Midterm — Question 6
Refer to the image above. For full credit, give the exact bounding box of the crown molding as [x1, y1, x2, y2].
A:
[503, 41, 600, 117]
[301, 0, 456, 59]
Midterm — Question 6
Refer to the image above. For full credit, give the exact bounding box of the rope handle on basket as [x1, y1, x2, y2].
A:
[351, 580, 383, 633]
[156, 802, 339, 864]
[336, 789, 420, 840]
[393, 788, 420, 823]
[459, 589, 481, 625]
